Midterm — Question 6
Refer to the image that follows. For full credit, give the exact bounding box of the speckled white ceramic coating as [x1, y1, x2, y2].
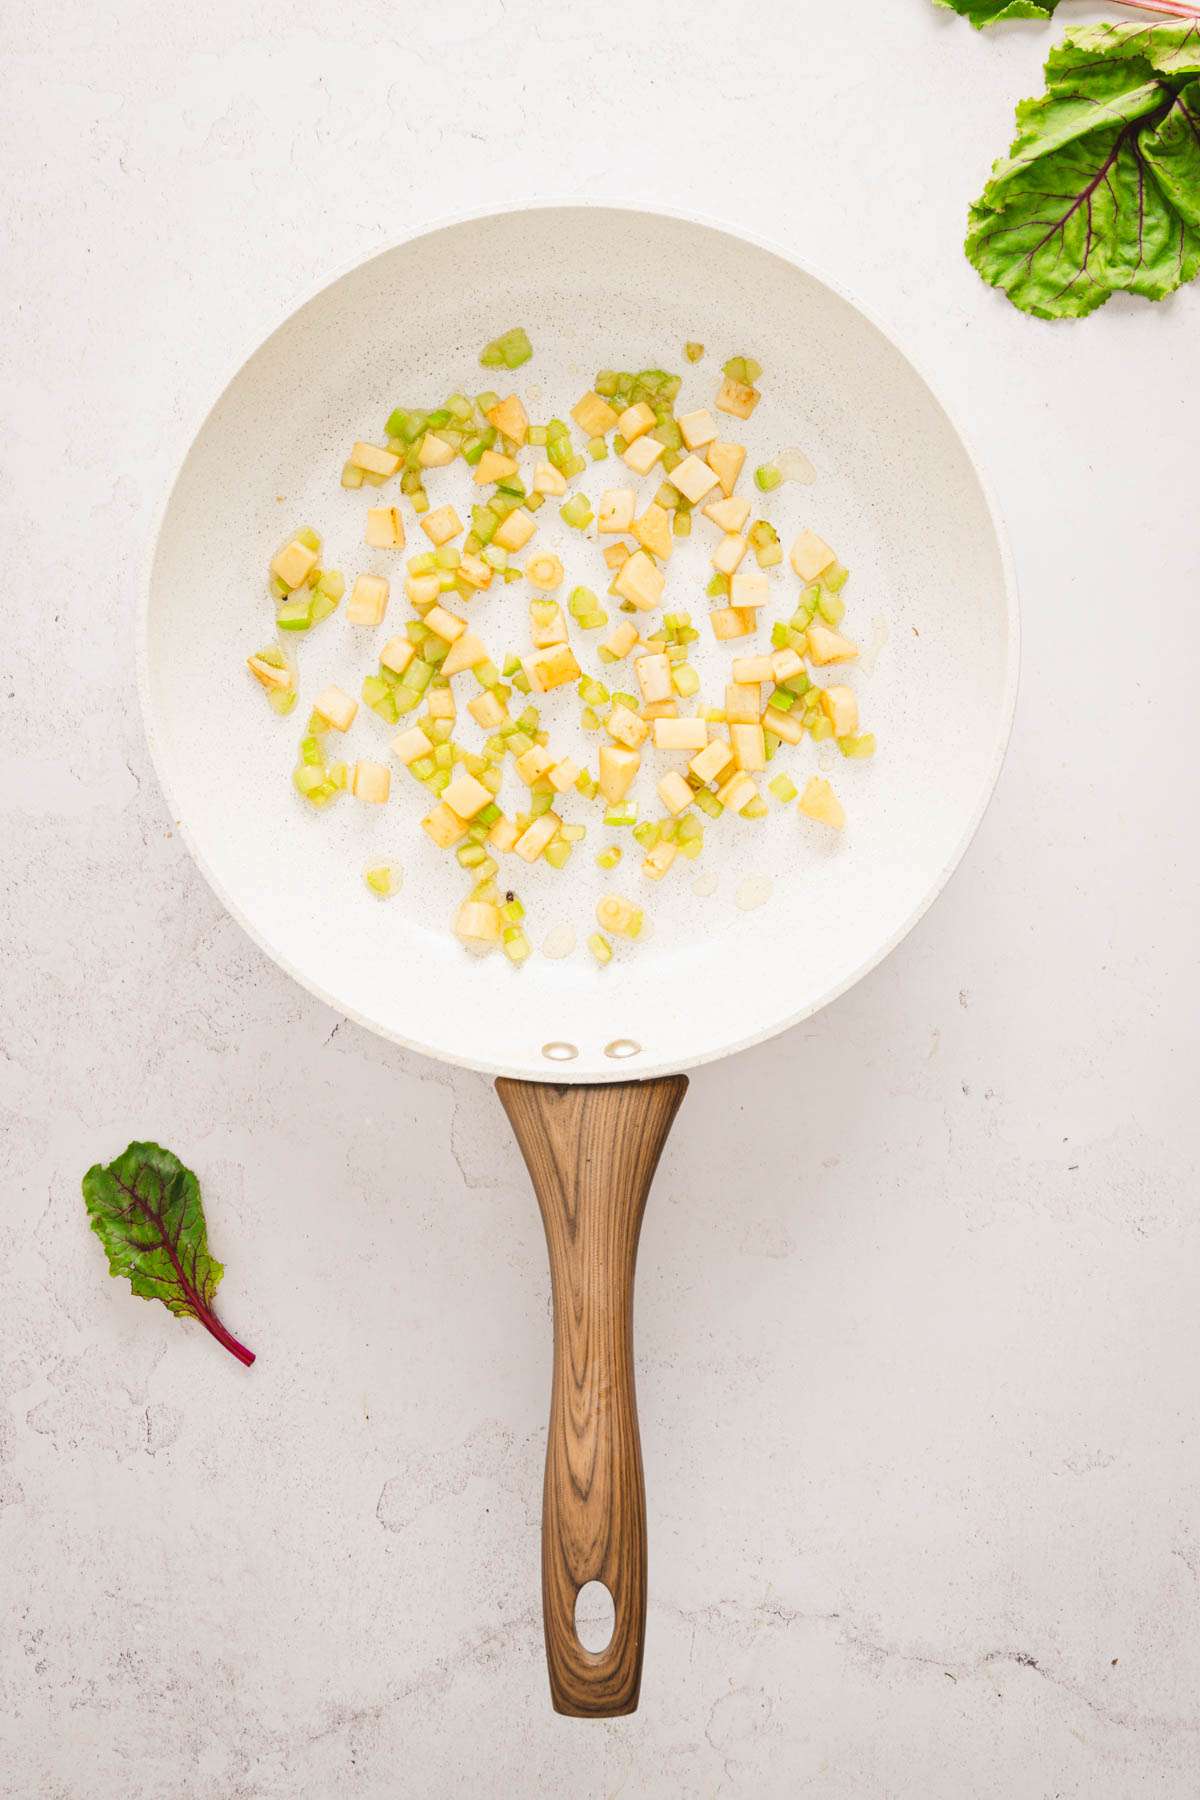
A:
[141, 205, 1017, 1079]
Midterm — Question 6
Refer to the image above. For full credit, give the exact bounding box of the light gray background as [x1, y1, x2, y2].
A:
[2, 4, 1197, 1796]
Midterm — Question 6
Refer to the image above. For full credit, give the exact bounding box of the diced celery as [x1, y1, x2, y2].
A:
[604, 805, 637, 828]
[672, 665, 700, 697]
[479, 326, 532, 370]
[588, 437, 608, 461]
[707, 573, 730, 599]
[502, 899, 525, 924]
[768, 689, 796, 713]
[818, 590, 845, 626]
[632, 821, 659, 848]
[742, 797, 769, 819]
[722, 355, 762, 385]
[458, 843, 487, 868]
[544, 839, 572, 870]
[267, 687, 297, 716]
[594, 370, 620, 396]
[694, 789, 724, 819]
[530, 792, 553, 817]
[596, 846, 623, 869]
[560, 493, 594, 530]
[810, 715, 835, 741]
[769, 774, 798, 803]
[755, 463, 782, 492]
[838, 733, 876, 759]
[684, 341, 704, 363]
[589, 933, 613, 965]
[528, 424, 548, 447]
[276, 597, 313, 631]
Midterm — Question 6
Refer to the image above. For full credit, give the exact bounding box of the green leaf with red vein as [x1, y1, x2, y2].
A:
[936, 0, 1061, 25]
[966, 23, 1200, 316]
[82, 1142, 255, 1366]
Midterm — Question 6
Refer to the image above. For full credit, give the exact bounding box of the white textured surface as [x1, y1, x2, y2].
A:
[2, 3, 1198, 1795]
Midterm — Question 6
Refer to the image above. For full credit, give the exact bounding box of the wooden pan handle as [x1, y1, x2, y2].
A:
[496, 1075, 688, 1717]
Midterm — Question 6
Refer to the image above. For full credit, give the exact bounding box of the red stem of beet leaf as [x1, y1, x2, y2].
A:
[1114, 0, 1200, 19]
[113, 1173, 256, 1367]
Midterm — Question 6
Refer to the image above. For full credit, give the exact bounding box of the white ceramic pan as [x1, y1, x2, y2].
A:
[140, 204, 1018, 1717]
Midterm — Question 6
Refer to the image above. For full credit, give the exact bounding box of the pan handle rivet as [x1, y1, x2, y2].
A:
[603, 1038, 642, 1061]
[541, 1041, 578, 1063]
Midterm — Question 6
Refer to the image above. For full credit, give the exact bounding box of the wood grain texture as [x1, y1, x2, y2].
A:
[496, 1075, 688, 1718]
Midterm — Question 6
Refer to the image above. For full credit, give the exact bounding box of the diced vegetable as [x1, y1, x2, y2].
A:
[351, 760, 390, 803]
[789, 529, 837, 583]
[684, 341, 704, 362]
[715, 375, 760, 420]
[798, 776, 845, 830]
[560, 494, 594, 531]
[479, 327, 533, 370]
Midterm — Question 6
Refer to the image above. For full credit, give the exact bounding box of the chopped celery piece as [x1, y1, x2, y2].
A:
[458, 844, 488, 868]
[267, 687, 297, 716]
[818, 590, 845, 626]
[672, 665, 700, 697]
[838, 733, 876, 759]
[589, 933, 613, 966]
[825, 562, 849, 593]
[684, 341, 704, 363]
[479, 326, 533, 370]
[722, 355, 762, 385]
[276, 597, 313, 631]
[561, 824, 586, 843]
[755, 463, 783, 492]
[530, 792, 553, 817]
[364, 863, 400, 897]
[575, 771, 599, 799]
[594, 370, 620, 396]
[588, 437, 608, 461]
[694, 789, 724, 819]
[528, 424, 547, 447]
[503, 929, 532, 964]
[604, 806, 637, 828]
[632, 821, 660, 848]
[560, 494, 594, 530]
[768, 689, 796, 712]
[596, 846, 623, 869]
[679, 837, 703, 860]
[544, 839, 572, 870]
[580, 706, 602, 731]
[769, 774, 798, 803]
[707, 573, 730, 599]
[810, 715, 835, 741]
[502, 898, 525, 924]
[411, 756, 436, 780]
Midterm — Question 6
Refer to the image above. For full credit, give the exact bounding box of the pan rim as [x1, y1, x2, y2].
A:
[137, 197, 1020, 1084]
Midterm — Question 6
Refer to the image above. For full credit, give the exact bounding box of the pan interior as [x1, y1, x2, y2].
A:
[143, 207, 1016, 1081]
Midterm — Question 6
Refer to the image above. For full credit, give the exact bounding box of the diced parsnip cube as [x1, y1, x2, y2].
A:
[762, 704, 804, 744]
[246, 654, 293, 692]
[607, 703, 649, 750]
[380, 635, 416, 676]
[529, 601, 566, 648]
[706, 441, 746, 498]
[690, 738, 734, 784]
[599, 744, 641, 803]
[474, 449, 519, 485]
[526, 552, 564, 592]
[441, 630, 489, 677]
[351, 760, 390, 803]
[653, 716, 708, 751]
[678, 408, 718, 449]
[421, 505, 463, 546]
[715, 376, 760, 420]
[418, 431, 456, 469]
[634, 653, 673, 705]
[642, 838, 678, 880]
[270, 539, 319, 590]
[598, 488, 636, 534]
[572, 390, 620, 437]
[669, 454, 720, 504]
[632, 502, 673, 562]
[406, 573, 441, 608]
[820, 685, 859, 736]
[730, 722, 766, 771]
[726, 683, 762, 724]
[702, 494, 751, 532]
[350, 441, 401, 478]
[616, 401, 655, 443]
[548, 756, 580, 793]
[717, 770, 758, 813]
[596, 894, 643, 937]
[457, 553, 493, 590]
[313, 685, 358, 732]
[641, 698, 678, 722]
[485, 393, 529, 445]
[770, 647, 805, 682]
[455, 900, 502, 944]
[622, 435, 664, 476]
[531, 461, 568, 497]
[709, 606, 755, 640]
[442, 771, 493, 819]
[488, 815, 521, 852]
[516, 744, 555, 785]
[732, 656, 773, 684]
[731, 569, 769, 609]
[712, 533, 747, 576]
[425, 686, 456, 722]
[468, 689, 507, 730]
[806, 623, 859, 664]
[422, 801, 469, 847]
[347, 574, 390, 625]
[789, 529, 837, 582]
[523, 644, 581, 692]
[514, 812, 561, 863]
[799, 775, 846, 829]
[424, 605, 466, 642]
[603, 542, 631, 570]
[601, 618, 639, 660]
[613, 550, 665, 613]
[491, 507, 536, 553]
[657, 771, 695, 815]
[391, 725, 434, 765]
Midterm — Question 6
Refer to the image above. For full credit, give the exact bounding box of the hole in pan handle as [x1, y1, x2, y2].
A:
[495, 1073, 688, 1717]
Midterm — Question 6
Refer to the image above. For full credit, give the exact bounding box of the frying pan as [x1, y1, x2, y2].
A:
[139, 203, 1018, 1717]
